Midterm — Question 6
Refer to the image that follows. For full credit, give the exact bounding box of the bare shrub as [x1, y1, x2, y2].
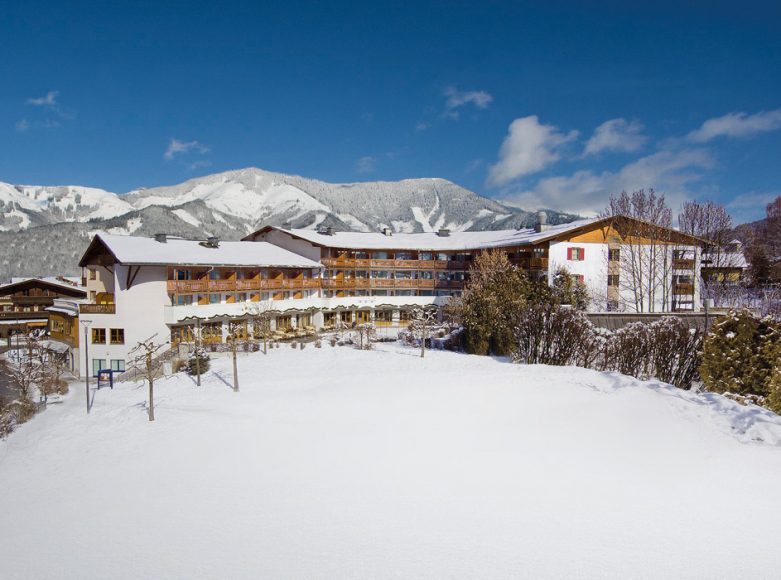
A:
[513, 303, 599, 366]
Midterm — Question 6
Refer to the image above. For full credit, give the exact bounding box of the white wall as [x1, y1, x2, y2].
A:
[256, 230, 323, 262]
[78, 265, 170, 377]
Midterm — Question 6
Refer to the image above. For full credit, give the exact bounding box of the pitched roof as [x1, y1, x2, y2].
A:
[0, 277, 87, 297]
[251, 218, 607, 251]
[79, 233, 322, 269]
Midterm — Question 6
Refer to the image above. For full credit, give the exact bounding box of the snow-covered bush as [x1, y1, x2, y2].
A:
[314, 339, 322, 348]
[513, 302, 597, 366]
[187, 347, 210, 375]
[700, 310, 780, 406]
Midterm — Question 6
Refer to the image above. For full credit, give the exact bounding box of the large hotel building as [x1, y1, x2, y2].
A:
[74, 215, 703, 376]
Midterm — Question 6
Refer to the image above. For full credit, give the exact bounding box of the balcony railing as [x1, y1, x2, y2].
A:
[322, 258, 450, 270]
[168, 278, 322, 293]
[673, 283, 695, 295]
[673, 259, 695, 270]
[80, 303, 116, 314]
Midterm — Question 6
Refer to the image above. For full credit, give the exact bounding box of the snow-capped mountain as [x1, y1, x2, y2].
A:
[0, 167, 579, 279]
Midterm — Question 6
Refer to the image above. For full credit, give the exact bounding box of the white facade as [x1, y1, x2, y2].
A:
[78, 265, 170, 377]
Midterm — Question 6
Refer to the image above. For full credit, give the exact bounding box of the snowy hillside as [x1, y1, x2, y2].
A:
[1, 344, 780, 579]
[0, 167, 579, 280]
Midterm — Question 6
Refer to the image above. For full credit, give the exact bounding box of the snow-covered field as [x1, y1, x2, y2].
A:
[2, 344, 781, 579]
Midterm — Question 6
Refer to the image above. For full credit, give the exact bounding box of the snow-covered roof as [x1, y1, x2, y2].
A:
[0, 276, 86, 295]
[83, 233, 322, 269]
[262, 218, 605, 251]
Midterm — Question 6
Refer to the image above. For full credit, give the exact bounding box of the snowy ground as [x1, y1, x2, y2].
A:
[2, 343, 781, 579]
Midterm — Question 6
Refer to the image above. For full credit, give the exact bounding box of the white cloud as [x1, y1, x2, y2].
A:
[443, 86, 493, 120]
[583, 118, 647, 156]
[415, 121, 430, 131]
[164, 138, 209, 160]
[486, 116, 578, 187]
[725, 191, 779, 224]
[503, 148, 714, 215]
[14, 119, 30, 133]
[355, 155, 376, 173]
[687, 109, 781, 142]
[27, 91, 59, 107]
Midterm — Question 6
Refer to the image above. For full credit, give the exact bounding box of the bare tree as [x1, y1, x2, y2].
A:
[128, 336, 166, 421]
[226, 320, 245, 392]
[3, 328, 47, 412]
[245, 302, 273, 355]
[601, 190, 675, 312]
[678, 200, 741, 306]
[410, 306, 438, 358]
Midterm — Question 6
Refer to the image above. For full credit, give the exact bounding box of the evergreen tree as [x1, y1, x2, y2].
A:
[451, 250, 533, 355]
[551, 266, 589, 310]
[700, 310, 779, 399]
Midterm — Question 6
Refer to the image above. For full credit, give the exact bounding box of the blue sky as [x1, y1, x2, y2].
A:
[1, 0, 780, 222]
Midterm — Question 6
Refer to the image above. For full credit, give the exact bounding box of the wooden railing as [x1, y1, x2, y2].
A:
[673, 283, 695, 295]
[168, 278, 321, 293]
[322, 258, 450, 269]
[321, 278, 452, 290]
[673, 259, 695, 270]
[80, 303, 116, 314]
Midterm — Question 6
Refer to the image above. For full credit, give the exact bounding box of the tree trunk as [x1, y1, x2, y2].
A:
[232, 347, 239, 392]
[420, 328, 426, 358]
[147, 353, 155, 421]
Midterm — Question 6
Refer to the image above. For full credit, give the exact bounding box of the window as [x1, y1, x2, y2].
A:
[237, 293, 247, 302]
[92, 359, 107, 376]
[608, 248, 620, 262]
[209, 270, 220, 280]
[176, 295, 193, 306]
[110, 328, 125, 345]
[91, 328, 106, 344]
[209, 294, 220, 304]
[396, 252, 413, 260]
[571, 274, 585, 284]
[175, 269, 191, 281]
[110, 359, 125, 372]
[607, 275, 619, 287]
[607, 300, 619, 312]
[567, 247, 585, 261]
[354, 251, 369, 260]
[419, 252, 433, 261]
[371, 270, 390, 279]
[394, 271, 412, 279]
[372, 251, 389, 260]
[418, 271, 433, 279]
[89, 269, 97, 280]
[90, 291, 97, 302]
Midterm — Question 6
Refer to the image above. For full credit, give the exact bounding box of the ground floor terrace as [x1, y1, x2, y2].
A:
[166, 295, 449, 347]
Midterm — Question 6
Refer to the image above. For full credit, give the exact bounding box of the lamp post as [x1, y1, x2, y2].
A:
[80, 319, 92, 413]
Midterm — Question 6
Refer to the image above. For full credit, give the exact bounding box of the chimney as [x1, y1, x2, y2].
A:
[154, 233, 167, 243]
[534, 211, 549, 233]
[382, 227, 393, 236]
[325, 226, 334, 236]
[437, 228, 450, 237]
[206, 236, 220, 248]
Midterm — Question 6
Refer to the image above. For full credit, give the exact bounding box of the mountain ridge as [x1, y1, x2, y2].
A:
[0, 167, 580, 280]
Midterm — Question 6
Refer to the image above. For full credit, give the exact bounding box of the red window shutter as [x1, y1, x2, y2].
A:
[567, 248, 572, 260]
[580, 247, 585, 261]
[578, 275, 585, 283]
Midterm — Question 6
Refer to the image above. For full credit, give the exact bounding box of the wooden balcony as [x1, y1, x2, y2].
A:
[322, 258, 450, 270]
[322, 278, 441, 290]
[673, 259, 695, 270]
[673, 283, 695, 295]
[80, 303, 116, 314]
[167, 280, 209, 293]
